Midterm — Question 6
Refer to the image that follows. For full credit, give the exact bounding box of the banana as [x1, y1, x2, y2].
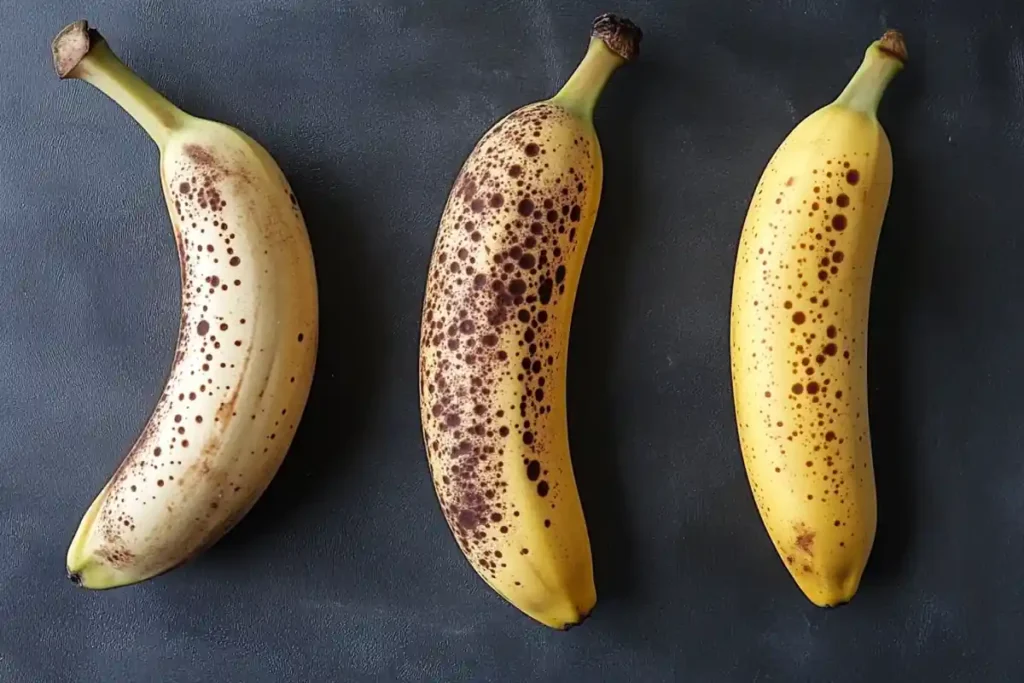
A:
[730, 31, 906, 606]
[53, 21, 318, 589]
[418, 14, 641, 628]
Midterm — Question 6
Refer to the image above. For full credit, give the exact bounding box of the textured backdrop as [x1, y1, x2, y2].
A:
[1, 0, 1020, 681]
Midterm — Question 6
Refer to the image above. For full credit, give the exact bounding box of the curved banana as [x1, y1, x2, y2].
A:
[730, 31, 906, 606]
[418, 15, 641, 628]
[53, 21, 318, 589]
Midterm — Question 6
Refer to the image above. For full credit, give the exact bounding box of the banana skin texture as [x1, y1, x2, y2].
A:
[418, 15, 641, 629]
[730, 31, 906, 607]
[53, 21, 318, 589]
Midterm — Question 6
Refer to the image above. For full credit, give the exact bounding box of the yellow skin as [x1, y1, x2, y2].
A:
[419, 30, 635, 629]
[730, 34, 905, 607]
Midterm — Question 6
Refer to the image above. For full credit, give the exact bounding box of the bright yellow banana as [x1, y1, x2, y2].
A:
[418, 15, 641, 628]
[730, 31, 907, 606]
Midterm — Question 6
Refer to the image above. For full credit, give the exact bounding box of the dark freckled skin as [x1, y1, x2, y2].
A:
[419, 100, 601, 584]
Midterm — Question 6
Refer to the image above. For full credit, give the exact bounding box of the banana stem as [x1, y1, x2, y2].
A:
[833, 30, 907, 116]
[551, 38, 625, 119]
[52, 22, 186, 149]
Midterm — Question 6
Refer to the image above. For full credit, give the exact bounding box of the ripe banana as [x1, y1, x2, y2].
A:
[53, 21, 318, 589]
[730, 31, 907, 606]
[418, 15, 641, 628]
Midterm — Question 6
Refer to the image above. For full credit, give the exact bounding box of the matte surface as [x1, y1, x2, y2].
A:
[0, 0, 1019, 680]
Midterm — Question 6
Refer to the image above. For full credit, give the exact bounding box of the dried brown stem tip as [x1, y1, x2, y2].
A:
[52, 20, 100, 78]
[878, 29, 908, 64]
[591, 13, 643, 61]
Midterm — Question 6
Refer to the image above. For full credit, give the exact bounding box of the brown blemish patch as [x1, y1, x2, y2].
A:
[215, 398, 238, 425]
[184, 144, 217, 167]
[795, 525, 816, 555]
[95, 544, 136, 569]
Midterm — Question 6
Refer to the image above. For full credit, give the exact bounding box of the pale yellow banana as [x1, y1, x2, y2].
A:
[730, 31, 906, 606]
[418, 15, 641, 629]
[53, 21, 318, 589]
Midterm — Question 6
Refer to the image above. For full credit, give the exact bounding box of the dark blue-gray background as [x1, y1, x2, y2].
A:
[0, 0, 1019, 680]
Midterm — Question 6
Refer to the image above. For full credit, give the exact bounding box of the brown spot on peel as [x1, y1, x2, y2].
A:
[184, 144, 217, 167]
[796, 528, 816, 555]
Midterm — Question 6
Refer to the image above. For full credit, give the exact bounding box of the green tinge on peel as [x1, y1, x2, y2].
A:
[66, 483, 128, 589]
[833, 29, 907, 116]
[550, 38, 626, 120]
[52, 20, 188, 148]
[549, 13, 641, 119]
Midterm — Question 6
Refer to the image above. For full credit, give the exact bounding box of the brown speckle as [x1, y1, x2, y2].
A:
[184, 144, 216, 166]
[796, 529, 815, 554]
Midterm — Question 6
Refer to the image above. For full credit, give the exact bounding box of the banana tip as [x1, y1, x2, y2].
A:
[878, 29, 908, 64]
[591, 13, 643, 61]
[560, 607, 593, 631]
[822, 597, 852, 609]
[67, 570, 83, 586]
